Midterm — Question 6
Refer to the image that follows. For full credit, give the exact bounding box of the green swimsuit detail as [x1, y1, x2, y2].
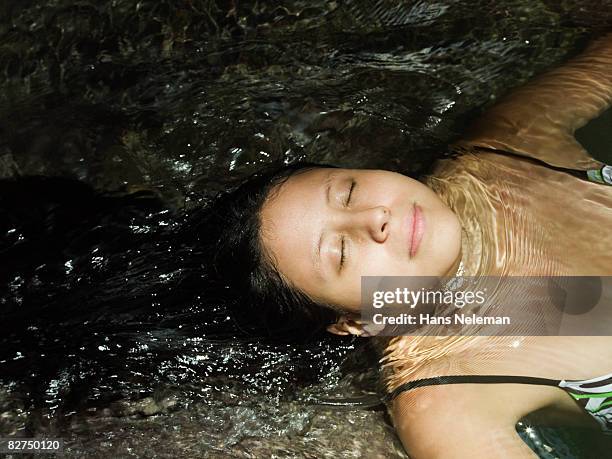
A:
[386, 372, 612, 434]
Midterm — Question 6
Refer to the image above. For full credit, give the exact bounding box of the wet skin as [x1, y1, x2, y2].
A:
[260, 32, 612, 458]
[259, 168, 463, 313]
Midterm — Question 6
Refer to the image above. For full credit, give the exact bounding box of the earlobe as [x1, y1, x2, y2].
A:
[326, 315, 367, 336]
[326, 324, 350, 335]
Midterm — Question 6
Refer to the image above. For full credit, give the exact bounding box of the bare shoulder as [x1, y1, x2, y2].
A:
[390, 382, 553, 459]
[450, 34, 612, 171]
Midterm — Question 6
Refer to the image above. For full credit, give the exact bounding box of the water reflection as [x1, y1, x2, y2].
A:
[2, 0, 612, 457]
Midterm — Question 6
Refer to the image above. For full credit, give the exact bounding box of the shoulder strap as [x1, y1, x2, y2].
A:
[386, 375, 562, 402]
[472, 146, 612, 186]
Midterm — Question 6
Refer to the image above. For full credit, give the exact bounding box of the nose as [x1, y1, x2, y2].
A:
[346, 206, 390, 243]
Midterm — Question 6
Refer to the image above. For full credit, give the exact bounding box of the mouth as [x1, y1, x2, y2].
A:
[408, 203, 425, 258]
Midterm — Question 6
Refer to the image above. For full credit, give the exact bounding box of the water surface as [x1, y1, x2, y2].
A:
[2, 1, 612, 457]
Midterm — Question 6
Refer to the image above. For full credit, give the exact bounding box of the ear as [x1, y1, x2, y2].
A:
[326, 315, 369, 337]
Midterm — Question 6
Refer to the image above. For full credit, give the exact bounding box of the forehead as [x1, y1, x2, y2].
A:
[259, 167, 337, 296]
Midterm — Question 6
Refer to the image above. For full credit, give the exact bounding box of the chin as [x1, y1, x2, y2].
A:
[427, 219, 462, 276]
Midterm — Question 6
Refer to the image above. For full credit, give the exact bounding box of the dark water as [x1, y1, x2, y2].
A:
[1, 1, 612, 457]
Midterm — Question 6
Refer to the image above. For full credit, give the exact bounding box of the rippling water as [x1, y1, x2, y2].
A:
[2, 1, 612, 457]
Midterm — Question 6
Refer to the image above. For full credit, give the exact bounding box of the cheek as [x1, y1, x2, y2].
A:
[433, 207, 462, 247]
[356, 245, 408, 277]
[316, 275, 363, 312]
[382, 180, 423, 203]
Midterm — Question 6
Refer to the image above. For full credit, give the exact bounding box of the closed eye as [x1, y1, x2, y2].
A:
[339, 180, 356, 271]
[339, 235, 346, 271]
[345, 180, 356, 206]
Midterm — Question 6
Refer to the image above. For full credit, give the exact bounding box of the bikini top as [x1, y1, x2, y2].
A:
[386, 372, 612, 435]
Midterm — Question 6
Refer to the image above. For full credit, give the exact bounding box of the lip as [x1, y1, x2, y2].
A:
[408, 203, 425, 258]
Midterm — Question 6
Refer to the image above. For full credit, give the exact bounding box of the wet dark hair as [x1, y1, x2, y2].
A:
[210, 162, 341, 340]
[0, 173, 359, 427]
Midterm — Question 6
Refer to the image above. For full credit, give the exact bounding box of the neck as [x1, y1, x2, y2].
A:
[457, 225, 482, 276]
[425, 171, 485, 278]
[443, 250, 464, 278]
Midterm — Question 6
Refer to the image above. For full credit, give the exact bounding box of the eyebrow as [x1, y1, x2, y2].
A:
[312, 171, 336, 280]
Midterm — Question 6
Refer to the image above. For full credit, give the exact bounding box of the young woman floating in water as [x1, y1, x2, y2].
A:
[213, 33, 612, 457]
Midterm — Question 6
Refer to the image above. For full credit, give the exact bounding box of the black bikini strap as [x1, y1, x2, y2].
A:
[386, 375, 562, 402]
[471, 146, 612, 185]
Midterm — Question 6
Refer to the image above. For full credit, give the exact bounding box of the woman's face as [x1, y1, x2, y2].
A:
[260, 167, 462, 313]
